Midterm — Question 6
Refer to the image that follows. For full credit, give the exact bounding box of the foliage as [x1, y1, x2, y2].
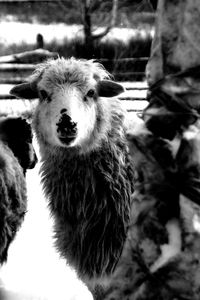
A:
[0, 0, 155, 25]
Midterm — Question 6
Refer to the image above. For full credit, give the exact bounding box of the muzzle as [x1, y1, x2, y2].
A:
[56, 110, 77, 145]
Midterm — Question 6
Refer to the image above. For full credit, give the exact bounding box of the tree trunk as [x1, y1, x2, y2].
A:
[81, 0, 93, 58]
[81, 0, 118, 58]
[146, 0, 200, 86]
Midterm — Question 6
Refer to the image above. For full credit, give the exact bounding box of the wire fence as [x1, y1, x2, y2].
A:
[0, 51, 149, 115]
[0, 57, 148, 84]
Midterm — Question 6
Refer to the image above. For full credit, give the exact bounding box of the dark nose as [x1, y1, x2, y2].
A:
[29, 151, 38, 169]
[56, 112, 77, 137]
[21, 144, 38, 175]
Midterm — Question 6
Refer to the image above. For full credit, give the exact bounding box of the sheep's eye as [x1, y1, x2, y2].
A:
[86, 89, 95, 98]
[40, 90, 51, 102]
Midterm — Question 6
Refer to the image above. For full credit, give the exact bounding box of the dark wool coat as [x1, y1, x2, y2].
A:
[0, 117, 37, 264]
[37, 104, 134, 285]
[0, 142, 27, 263]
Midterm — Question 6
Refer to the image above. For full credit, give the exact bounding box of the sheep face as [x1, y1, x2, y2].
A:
[10, 58, 125, 149]
[35, 80, 98, 148]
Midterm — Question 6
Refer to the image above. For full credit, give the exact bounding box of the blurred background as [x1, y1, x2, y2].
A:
[0, 0, 156, 81]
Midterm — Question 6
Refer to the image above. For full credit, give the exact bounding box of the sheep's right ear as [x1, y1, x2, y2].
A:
[10, 82, 38, 99]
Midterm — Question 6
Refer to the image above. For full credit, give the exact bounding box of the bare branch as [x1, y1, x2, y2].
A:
[110, 0, 118, 28]
[56, 0, 69, 14]
[57, 0, 83, 20]
[92, 26, 112, 40]
[92, 0, 118, 40]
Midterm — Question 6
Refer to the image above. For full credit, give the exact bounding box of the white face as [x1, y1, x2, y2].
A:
[34, 83, 97, 149]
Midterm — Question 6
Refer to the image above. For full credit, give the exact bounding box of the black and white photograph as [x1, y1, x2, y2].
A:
[1, 0, 200, 299]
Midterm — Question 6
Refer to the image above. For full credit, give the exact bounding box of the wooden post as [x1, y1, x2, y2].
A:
[36, 33, 44, 49]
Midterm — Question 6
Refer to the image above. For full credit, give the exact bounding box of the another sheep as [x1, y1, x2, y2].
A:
[0, 117, 37, 264]
[0, 117, 37, 175]
[10, 58, 134, 293]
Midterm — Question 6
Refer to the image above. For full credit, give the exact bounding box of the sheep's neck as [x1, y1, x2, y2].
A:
[39, 138, 133, 281]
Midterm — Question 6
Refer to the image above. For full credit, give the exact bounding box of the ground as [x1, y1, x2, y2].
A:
[0, 138, 93, 300]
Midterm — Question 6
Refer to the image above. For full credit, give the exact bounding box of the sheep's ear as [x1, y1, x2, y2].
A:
[97, 80, 125, 97]
[10, 82, 38, 99]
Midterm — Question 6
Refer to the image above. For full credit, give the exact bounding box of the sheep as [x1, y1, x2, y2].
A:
[0, 116, 37, 264]
[0, 116, 37, 175]
[10, 57, 135, 295]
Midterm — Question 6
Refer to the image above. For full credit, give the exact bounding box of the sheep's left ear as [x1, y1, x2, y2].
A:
[97, 80, 125, 97]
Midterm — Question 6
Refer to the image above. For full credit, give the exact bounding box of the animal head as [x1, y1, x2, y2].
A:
[10, 57, 125, 150]
[0, 117, 38, 173]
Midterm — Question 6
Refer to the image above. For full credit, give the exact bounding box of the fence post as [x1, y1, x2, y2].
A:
[36, 33, 44, 49]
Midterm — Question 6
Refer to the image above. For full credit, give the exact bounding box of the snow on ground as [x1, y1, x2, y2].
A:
[0, 21, 154, 46]
[0, 22, 83, 45]
[0, 138, 93, 300]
